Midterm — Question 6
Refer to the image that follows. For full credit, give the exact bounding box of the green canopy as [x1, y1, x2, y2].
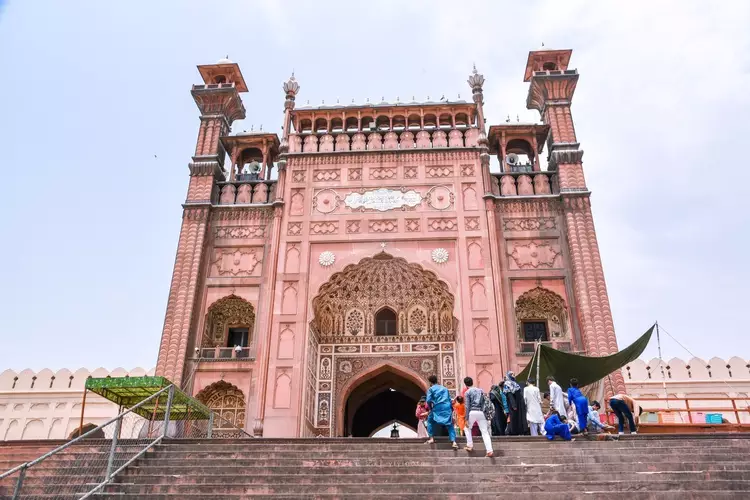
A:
[85, 376, 211, 420]
[516, 324, 655, 394]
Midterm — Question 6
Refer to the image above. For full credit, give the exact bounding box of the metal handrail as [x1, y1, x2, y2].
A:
[1, 382, 252, 499]
[0, 385, 171, 481]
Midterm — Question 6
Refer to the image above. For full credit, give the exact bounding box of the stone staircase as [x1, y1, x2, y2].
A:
[2, 435, 750, 499]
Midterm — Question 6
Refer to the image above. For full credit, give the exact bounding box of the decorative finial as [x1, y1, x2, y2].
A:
[396, 96, 400, 102]
[226, 55, 229, 60]
[260, 124, 263, 131]
[366, 97, 370, 103]
[381, 96, 385, 102]
[427, 95, 430, 100]
[506, 115, 510, 123]
[352, 98, 355, 103]
[283, 71, 300, 96]
[322, 99, 325, 105]
[516, 114, 520, 122]
[306, 100, 310, 105]
[250, 124, 254, 131]
[472, 63, 477, 74]
[457, 93, 461, 99]
[468, 64, 485, 91]
[541, 42, 545, 47]
[336, 97, 340, 104]
[412, 95, 415, 101]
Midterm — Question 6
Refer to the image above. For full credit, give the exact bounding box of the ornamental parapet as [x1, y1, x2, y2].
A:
[217, 179, 277, 205]
[489, 171, 559, 197]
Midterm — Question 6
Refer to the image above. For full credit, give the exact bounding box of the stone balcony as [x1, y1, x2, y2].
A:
[193, 346, 256, 362]
[217, 179, 276, 205]
[490, 171, 559, 197]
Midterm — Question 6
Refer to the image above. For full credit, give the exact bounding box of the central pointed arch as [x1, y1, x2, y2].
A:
[337, 361, 428, 437]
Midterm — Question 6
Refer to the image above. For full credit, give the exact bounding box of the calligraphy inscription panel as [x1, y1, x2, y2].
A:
[344, 188, 422, 212]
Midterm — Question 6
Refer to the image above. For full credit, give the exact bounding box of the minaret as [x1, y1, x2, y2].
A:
[155, 58, 247, 385]
[525, 48, 626, 394]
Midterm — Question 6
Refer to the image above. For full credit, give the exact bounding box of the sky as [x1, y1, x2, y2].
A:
[0, 1, 749, 371]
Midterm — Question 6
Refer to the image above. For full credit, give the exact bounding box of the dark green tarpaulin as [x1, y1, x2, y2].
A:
[516, 324, 655, 394]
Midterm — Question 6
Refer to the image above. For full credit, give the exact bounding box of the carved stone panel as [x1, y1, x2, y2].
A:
[214, 225, 266, 240]
[210, 248, 262, 277]
[467, 238, 484, 270]
[278, 324, 295, 360]
[507, 239, 563, 270]
[426, 165, 453, 178]
[273, 368, 292, 409]
[473, 319, 491, 355]
[287, 222, 302, 236]
[503, 217, 557, 232]
[462, 184, 478, 211]
[281, 282, 298, 315]
[290, 189, 305, 216]
[313, 169, 341, 182]
[464, 217, 480, 231]
[368, 220, 398, 233]
[310, 221, 338, 235]
[469, 277, 488, 311]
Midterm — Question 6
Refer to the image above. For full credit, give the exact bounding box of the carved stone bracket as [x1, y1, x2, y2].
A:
[549, 149, 584, 168]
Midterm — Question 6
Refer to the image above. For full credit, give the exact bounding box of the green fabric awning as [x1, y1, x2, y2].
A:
[516, 324, 655, 394]
[85, 376, 211, 420]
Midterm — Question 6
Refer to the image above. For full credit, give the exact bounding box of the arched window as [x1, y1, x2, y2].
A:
[213, 75, 227, 84]
[542, 62, 557, 71]
[196, 381, 246, 431]
[375, 308, 398, 336]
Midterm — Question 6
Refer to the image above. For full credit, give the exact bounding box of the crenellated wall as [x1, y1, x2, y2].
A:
[0, 367, 155, 441]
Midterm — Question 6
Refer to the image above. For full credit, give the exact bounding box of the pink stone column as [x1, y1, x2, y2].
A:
[156, 206, 210, 385]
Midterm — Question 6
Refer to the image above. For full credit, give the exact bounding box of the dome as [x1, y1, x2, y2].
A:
[217, 57, 233, 64]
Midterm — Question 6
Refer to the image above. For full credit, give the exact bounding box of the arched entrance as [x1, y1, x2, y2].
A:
[343, 365, 426, 437]
[305, 252, 458, 437]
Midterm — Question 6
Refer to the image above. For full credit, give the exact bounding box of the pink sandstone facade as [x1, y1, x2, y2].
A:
[154, 49, 627, 438]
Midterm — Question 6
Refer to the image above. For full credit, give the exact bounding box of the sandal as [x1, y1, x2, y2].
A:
[464, 446, 473, 452]
[486, 451, 494, 458]
[451, 442, 459, 449]
[425, 437, 434, 444]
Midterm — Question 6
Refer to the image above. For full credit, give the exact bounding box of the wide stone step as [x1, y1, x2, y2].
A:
[146, 447, 749, 460]
[122, 453, 750, 467]
[116, 461, 750, 476]
[108, 470, 750, 485]
[88, 493, 750, 500]
[97, 479, 750, 495]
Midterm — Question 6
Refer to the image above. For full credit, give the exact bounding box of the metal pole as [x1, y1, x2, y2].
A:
[207, 412, 214, 439]
[163, 385, 175, 438]
[12, 465, 26, 500]
[78, 388, 88, 437]
[105, 417, 122, 481]
[535, 341, 541, 387]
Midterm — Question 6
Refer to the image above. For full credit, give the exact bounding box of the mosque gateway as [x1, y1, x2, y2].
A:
[153, 50, 625, 438]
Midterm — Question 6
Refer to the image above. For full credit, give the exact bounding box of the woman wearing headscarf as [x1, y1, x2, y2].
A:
[503, 371, 528, 435]
[489, 384, 508, 436]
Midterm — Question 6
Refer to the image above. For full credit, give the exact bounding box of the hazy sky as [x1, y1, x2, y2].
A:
[1, 1, 748, 371]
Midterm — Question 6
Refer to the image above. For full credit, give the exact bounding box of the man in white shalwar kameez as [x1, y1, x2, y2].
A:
[546, 376, 567, 418]
[523, 377, 545, 436]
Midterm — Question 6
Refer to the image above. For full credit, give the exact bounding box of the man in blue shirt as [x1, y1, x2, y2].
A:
[425, 374, 458, 449]
[544, 410, 573, 441]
